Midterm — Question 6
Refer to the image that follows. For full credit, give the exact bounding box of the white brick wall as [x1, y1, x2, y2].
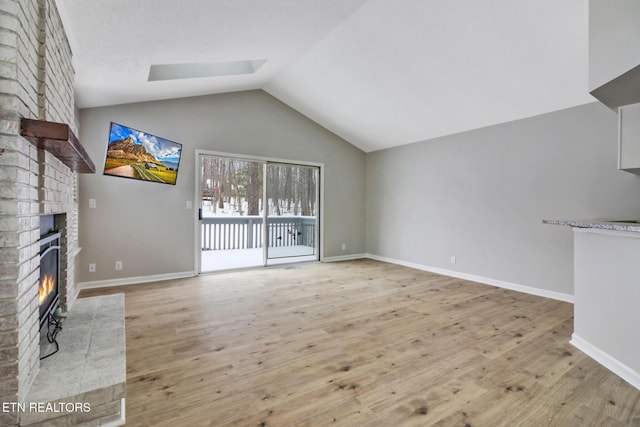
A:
[0, 0, 79, 425]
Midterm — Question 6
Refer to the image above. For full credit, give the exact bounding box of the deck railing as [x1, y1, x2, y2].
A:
[201, 216, 316, 250]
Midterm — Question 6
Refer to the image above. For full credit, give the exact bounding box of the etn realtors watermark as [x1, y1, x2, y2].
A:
[2, 402, 91, 413]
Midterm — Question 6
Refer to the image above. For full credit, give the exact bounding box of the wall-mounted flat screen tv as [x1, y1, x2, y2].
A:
[103, 122, 182, 185]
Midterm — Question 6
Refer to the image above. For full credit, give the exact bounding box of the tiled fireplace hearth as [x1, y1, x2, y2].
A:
[22, 294, 126, 427]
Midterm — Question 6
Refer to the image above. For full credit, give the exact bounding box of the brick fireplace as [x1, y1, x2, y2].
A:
[1, 2, 126, 425]
[0, 1, 81, 426]
[0, 137, 81, 423]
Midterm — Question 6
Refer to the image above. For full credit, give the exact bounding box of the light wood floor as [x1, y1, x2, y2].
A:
[80, 259, 640, 426]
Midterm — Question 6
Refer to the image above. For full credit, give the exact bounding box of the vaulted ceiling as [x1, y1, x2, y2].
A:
[57, 0, 594, 152]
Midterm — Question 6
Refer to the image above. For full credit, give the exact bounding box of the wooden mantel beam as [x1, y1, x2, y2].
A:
[20, 118, 96, 173]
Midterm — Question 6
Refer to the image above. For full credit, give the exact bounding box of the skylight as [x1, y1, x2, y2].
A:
[148, 59, 266, 82]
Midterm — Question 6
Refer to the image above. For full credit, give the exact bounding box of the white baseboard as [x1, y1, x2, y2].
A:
[323, 253, 366, 262]
[571, 334, 640, 391]
[79, 255, 574, 305]
[364, 253, 574, 304]
[78, 271, 196, 290]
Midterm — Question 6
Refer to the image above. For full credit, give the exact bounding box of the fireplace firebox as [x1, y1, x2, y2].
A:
[39, 231, 61, 330]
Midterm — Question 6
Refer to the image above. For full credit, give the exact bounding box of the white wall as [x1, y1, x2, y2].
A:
[77, 90, 365, 283]
[365, 102, 640, 297]
[589, 0, 640, 90]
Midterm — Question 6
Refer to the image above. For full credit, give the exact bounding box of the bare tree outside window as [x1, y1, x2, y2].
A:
[201, 158, 317, 218]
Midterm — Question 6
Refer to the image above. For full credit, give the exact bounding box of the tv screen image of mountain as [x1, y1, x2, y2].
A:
[103, 122, 182, 185]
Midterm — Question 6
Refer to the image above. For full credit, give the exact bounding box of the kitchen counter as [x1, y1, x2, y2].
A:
[543, 218, 640, 233]
[544, 219, 640, 390]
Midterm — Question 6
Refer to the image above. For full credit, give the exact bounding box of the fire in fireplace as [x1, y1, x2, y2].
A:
[39, 231, 61, 330]
[39, 274, 56, 306]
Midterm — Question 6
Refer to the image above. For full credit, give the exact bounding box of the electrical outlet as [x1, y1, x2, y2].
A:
[450, 256, 456, 264]
[115, 261, 123, 271]
[89, 199, 96, 208]
[186, 200, 192, 209]
[341, 243, 346, 251]
[89, 263, 96, 273]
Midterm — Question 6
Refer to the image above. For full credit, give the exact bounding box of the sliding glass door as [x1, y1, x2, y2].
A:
[265, 163, 319, 265]
[197, 153, 320, 272]
[199, 156, 265, 271]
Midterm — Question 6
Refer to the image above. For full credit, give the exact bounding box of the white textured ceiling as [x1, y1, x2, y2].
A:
[57, 0, 594, 152]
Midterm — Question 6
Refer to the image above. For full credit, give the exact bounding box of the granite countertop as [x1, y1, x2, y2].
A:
[543, 219, 640, 233]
